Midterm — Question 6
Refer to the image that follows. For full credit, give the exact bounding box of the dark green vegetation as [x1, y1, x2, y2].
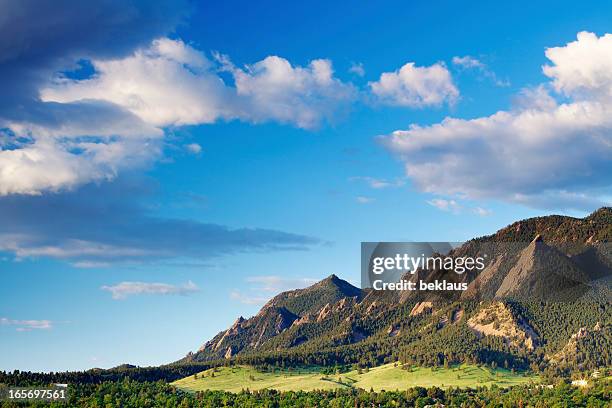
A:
[0, 379, 610, 407]
[1, 209, 611, 406]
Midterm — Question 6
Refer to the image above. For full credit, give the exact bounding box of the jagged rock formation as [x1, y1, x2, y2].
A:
[182, 208, 611, 369]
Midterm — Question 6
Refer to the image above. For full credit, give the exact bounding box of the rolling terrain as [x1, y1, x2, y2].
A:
[172, 363, 537, 393]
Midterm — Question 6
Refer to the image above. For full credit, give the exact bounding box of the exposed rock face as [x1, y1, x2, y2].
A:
[410, 301, 433, 316]
[451, 308, 464, 323]
[494, 238, 590, 300]
[387, 324, 400, 337]
[467, 302, 539, 350]
[316, 303, 332, 322]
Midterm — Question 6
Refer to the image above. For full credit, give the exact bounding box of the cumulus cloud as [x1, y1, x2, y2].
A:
[0, 0, 188, 196]
[0, 179, 320, 265]
[452, 55, 509, 87]
[43, 42, 356, 131]
[543, 31, 612, 100]
[41, 38, 233, 127]
[101, 281, 199, 300]
[1, 317, 52, 332]
[369, 62, 459, 107]
[382, 32, 612, 211]
[0, 102, 162, 195]
[219, 54, 356, 128]
[0, 2, 355, 197]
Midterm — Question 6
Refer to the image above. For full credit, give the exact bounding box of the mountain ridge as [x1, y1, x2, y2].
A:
[184, 208, 611, 373]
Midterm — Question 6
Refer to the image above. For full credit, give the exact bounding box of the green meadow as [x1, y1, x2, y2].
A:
[172, 363, 538, 393]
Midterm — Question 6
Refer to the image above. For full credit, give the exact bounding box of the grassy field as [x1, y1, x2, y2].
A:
[172, 363, 538, 393]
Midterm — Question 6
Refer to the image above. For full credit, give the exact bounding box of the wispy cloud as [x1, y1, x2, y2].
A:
[71, 261, 112, 269]
[427, 198, 492, 216]
[472, 207, 493, 217]
[230, 290, 269, 305]
[427, 198, 462, 213]
[452, 55, 509, 87]
[101, 281, 199, 300]
[230, 275, 318, 305]
[246, 275, 318, 292]
[1, 317, 52, 332]
[356, 196, 375, 204]
[350, 176, 405, 189]
[349, 62, 365, 77]
[185, 143, 202, 155]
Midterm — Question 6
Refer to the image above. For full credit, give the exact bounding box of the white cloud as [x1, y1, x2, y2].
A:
[356, 196, 375, 204]
[369, 62, 459, 107]
[43, 42, 356, 131]
[543, 31, 612, 101]
[350, 176, 405, 189]
[382, 32, 612, 211]
[101, 280, 199, 300]
[0, 102, 162, 196]
[1, 317, 52, 331]
[349, 62, 365, 77]
[1, 38, 356, 196]
[225, 55, 356, 129]
[42, 39, 233, 127]
[185, 143, 202, 155]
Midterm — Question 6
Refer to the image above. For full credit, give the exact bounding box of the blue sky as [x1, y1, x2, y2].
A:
[1, 0, 611, 372]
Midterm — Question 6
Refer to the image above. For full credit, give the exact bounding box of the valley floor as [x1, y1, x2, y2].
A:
[172, 363, 538, 393]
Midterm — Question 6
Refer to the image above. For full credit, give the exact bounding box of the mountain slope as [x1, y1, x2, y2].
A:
[190, 274, 363, 361]
[184, 208, 612, 371]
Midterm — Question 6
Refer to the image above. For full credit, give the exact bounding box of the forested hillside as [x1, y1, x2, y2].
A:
[183, 208, 612, 376]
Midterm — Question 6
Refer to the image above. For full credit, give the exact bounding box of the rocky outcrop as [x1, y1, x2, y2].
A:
[410, 301, 433, 316]
[467, 302, 539, 350]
